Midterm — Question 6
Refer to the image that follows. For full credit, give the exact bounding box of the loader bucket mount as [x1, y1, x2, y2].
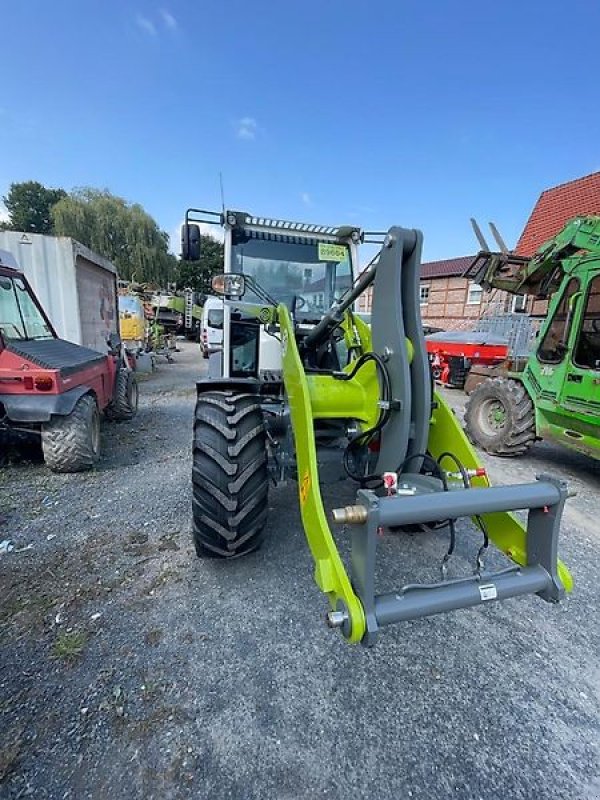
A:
[463, 250, 531, 293]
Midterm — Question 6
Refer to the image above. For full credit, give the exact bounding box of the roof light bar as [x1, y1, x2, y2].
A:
[228, 210, 358, 239]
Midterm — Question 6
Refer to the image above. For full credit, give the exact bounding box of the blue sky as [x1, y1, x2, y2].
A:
[1, 0, 599, 262]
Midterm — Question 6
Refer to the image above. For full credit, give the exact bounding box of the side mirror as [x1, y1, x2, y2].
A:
[212, 273, 246, 299]
[181, 224, 201, 261]
[106, 332, 121, 354]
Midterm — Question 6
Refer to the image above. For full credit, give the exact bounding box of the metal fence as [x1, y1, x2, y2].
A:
[473, 312, 541, 357]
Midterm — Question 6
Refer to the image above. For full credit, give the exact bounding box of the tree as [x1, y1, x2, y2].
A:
[3, 181, 66, 233]
[51, 188, 177, 284]
[177, 235, 224, 294]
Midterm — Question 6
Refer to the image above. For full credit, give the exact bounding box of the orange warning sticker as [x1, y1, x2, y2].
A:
[300, 471, 311, 506]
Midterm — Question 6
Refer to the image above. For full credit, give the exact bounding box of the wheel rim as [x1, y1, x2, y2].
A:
[477, 397, 507, 437]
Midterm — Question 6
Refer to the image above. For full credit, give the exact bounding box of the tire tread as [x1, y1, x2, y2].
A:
[192, 391, 268, 557]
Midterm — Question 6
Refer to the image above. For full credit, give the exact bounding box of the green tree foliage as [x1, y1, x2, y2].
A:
[177, 234, 224, 294]
[2, 180, 66, 233]
[51, 188, 177, 284]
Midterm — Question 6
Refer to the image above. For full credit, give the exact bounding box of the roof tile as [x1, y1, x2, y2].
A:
[515, 171, 600, 256]
[421, 255, 474, 279]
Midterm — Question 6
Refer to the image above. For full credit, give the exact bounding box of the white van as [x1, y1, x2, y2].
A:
[201, 296, 224, 359]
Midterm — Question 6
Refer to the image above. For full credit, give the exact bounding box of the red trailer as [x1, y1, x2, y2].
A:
[425, 330, 508, 388]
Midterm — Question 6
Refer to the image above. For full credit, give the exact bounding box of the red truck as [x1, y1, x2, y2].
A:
[0, 249, 137, 471]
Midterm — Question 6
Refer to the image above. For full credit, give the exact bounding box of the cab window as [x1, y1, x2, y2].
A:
[537, 278, 580, 364]
[573, 274, 600, 370]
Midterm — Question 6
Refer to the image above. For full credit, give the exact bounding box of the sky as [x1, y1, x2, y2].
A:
[1, 0, 600, 262]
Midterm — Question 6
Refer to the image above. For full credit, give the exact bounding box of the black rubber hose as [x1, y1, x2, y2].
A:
[342, 353, 392, 486]
[436, 451, 489, 551]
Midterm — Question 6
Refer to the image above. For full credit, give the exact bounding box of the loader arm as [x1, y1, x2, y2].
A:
[464, 215, 600, 298]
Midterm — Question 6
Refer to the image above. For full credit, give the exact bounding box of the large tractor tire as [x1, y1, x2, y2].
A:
[465, 377, 536, 457]
[42, 394, 101, 472]
[192, 391, 269, 558]
[106, 368, 139, 421]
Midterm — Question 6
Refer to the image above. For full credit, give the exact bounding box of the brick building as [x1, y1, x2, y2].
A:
[358, 170, 600, 329]
[358, 254, 523, 329]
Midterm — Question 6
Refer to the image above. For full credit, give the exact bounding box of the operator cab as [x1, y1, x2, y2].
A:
[0, 252, 55, 347]
[182, 210, 363, 386]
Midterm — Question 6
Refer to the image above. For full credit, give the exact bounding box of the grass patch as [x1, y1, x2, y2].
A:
[52, 630, 87, 662]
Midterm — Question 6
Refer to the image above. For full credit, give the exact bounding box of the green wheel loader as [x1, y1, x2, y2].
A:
[182, 208, 573, 646]
[464, 216, 600, 462]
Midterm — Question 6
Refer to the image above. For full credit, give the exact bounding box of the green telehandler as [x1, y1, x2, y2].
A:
[181, 209, 573, 646]
[464, 216, 600, 461]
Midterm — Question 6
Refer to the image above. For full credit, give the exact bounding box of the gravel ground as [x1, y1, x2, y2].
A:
[1, 342, 599, 800]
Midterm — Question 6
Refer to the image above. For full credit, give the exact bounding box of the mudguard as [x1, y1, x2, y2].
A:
[0, 386, 91, 423]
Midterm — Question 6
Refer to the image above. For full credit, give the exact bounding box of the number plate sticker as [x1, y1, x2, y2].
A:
[318, 243, 346, 262]
[479, 583, 498, 601]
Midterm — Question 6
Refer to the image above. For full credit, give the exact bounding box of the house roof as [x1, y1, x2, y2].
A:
[515, 171, 600, 256]
[420, 255, 474, 280]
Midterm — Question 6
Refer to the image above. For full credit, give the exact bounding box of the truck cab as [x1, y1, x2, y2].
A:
[526, 258, 600, 455]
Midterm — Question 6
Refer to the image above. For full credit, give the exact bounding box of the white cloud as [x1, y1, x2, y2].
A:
[0, 203, 9, 223]
[136, 14, 157, 36]
[236, 117, 258, 140]
[160, 8, 177, 29]
[301, 192, 312, 207]
[199, 222, 224, 243]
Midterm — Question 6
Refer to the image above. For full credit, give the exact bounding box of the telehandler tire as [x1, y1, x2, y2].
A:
[106, 368, 139, 421]
[42, 394, 101, 472]
[465, 377, 535, 457]
[192, 391, 269, 557]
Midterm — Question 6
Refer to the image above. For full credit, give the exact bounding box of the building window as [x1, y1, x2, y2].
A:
[420, 285, 430, 305]
[467, 282, 483, 305]
[512, 294, 527, 313]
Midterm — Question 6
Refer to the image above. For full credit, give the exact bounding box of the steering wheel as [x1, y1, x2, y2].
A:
[292, 295, 306, 313]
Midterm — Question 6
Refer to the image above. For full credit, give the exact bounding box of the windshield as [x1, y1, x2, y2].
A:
[0, 275, 53, 341]
[231, 231, 352, 313]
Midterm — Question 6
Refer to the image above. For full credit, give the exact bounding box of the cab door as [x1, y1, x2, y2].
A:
[559, 270, 600, 425]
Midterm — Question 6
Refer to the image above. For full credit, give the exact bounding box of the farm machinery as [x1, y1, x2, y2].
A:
[464, 216, 600, 461]
[0, 250, 138, 471]
[182, 209, 572, 646]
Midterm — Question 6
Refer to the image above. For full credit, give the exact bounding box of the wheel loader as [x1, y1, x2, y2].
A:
[463, 216, 600, 461]
[182, 209, 573, 646]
